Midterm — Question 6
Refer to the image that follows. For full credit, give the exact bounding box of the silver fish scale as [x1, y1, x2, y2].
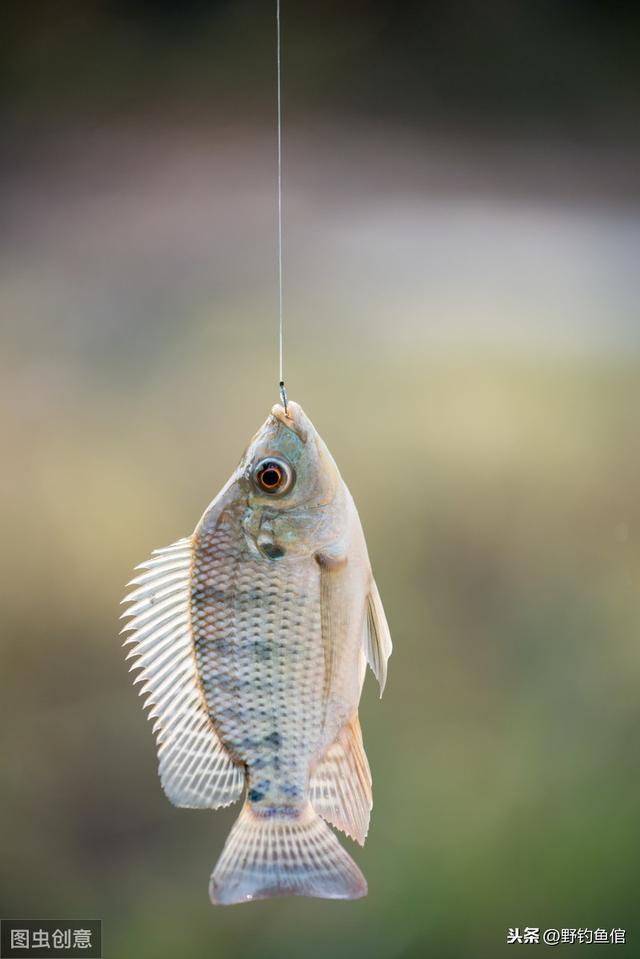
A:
[191, 501, 324, 811]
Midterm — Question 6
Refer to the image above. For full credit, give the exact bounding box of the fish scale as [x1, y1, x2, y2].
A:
[121, 400, 392, 903]
[193, 501, 325, 809]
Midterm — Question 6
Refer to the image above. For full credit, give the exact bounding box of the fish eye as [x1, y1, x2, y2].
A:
[253, 458, 293, 495]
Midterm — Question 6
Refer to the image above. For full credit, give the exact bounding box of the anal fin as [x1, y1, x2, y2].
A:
[309, 714, 372, 846]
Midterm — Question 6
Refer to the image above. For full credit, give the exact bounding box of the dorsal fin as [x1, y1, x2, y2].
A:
[121, 537, 245, 809]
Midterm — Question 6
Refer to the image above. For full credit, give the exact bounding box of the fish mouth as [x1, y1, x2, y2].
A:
[271, 400, 308, 443]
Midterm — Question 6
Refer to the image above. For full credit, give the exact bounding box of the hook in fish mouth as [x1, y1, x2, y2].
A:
[279, 380, 289, 416]
[271, 400, 308, 443]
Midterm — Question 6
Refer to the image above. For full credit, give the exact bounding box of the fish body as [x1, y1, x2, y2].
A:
[121, 401, 392, 904]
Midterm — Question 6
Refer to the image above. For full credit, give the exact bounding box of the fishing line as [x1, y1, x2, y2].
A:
[276, 0, 288, 415]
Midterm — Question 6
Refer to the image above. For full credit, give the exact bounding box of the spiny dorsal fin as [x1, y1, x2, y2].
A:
[121, 536, 245, 809]
[309, 714, 372, 846]
[364, 578, 392, 696]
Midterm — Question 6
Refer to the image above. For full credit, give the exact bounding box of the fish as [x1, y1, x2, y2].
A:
[120, 400, 392, 904]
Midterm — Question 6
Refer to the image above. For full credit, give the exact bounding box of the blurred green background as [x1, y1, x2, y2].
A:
[1, 2, 639, 957]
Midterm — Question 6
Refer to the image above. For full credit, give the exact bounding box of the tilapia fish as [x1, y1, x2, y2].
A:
[121, 401, 392, 904]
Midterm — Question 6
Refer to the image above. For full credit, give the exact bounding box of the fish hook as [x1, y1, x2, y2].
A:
[279, 380, 289, 417]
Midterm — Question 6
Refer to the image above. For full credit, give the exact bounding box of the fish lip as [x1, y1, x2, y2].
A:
[271, 401, 308, 443]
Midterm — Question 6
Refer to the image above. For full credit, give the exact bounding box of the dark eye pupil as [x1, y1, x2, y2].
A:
[260, 467, 281, 489]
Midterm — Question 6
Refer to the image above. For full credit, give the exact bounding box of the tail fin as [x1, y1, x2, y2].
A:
[209, 802, 367, 905]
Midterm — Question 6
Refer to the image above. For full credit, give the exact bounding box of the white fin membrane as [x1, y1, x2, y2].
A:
[309, 715, 372, 845]
[364, 579, 393, 696]
[209, 802, 367, 905]
[121, 537, 245, 809]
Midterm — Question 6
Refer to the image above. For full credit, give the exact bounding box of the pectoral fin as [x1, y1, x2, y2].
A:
[364, 579, 392, 696]
[316, 546, 349, 709]
[309, 714, 372, 846]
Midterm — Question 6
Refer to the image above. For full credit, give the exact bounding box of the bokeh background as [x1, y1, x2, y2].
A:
[1, 2, 639, 957]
